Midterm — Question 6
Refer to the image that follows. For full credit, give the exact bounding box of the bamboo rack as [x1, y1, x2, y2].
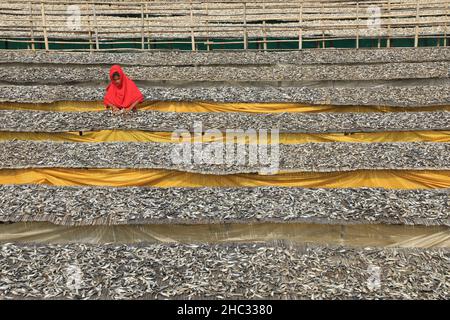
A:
[0, 0, 448, 51]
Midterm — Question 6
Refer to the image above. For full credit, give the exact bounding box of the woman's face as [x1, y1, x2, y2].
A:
[113, 74, 121, 86]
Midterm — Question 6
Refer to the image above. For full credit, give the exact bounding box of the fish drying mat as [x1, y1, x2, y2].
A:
[0, 130, 448, 143]
[0, 222, 449, 248]
[0, 50, 449, 300]
[1, 100, 449, 113]
[0, 243, 448, 299]
[0, 102, 448, 300]
[0, 185, 448, 226]
[0, 168, 449, 189]
[2, 110, 449, 133]
[0, 141, 448, 173]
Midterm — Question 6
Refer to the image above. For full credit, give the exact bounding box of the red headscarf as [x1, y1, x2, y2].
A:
[104, 65, 144, 109]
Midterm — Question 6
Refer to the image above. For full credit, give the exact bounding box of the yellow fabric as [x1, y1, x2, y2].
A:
[0, 130, 448, 143]
[0, 168, 448, 189]
[1, 101, 449, 113]
[1, 222, 449, 248]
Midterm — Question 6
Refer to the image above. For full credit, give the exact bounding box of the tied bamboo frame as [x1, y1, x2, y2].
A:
[0, 0, 449, 51]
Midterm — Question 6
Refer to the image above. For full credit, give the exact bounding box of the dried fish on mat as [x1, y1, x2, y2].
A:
[0, 47, 448, 66]
[1, 84, 450, 106]
[0, 110, 449, 133]
[0, 243, 448, 299]
[0, 141, 448, 173]
[0, 185, 447, 226]
[2, 62, 448, 84]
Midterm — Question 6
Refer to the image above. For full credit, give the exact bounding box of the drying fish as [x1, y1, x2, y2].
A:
[0, 110, 449, 133]
[0, 185, 448, 226]
[0, 243, 447, 300]
[0, 141, 448, 174]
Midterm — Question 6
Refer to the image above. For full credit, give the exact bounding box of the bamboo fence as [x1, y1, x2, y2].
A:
[0, 0, 448, 51]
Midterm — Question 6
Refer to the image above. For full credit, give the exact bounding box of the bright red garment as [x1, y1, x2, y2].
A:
[104, 65, 144, 109]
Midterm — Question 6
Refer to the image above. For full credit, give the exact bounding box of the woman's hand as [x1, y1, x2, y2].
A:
[129, 100, 140, 111]
[107, 103, 137, 116]
[123, 101, 139, 115]
[111, 105, 121, 114]
[107, 104, 120, 114]
[122, 106, 131, 114]
[121, 106, 134, 117]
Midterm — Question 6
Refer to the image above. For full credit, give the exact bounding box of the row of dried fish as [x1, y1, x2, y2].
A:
[0, 243, 448, 299]
[0, 47, 448, 66]
[1, 9, 447, 39]
[2, 62, 448, 84]
[0, 185, 447, 226]
[1, 84, 450, 106]
[0, 141, 448, 173]
[1, 110, 449, 133]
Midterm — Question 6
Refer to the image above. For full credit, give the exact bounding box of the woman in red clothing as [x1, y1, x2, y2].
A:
[104, 65, 144, 113]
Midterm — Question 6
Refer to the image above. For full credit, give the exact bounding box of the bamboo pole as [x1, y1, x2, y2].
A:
[87, 2, 93, 52]
[415, 0, 420, 47]
[243, 2, 248, 50]
[146, 2, 151, 50]
[92, 3, 100, 50]
[445, 2, 448, 46]
[321, 2, 325, 48]
[205, 1, 210, 51]
[387, 0, 391, 48]
[40, 0, 49, 51]
[190, 0, 196, 51]
[263, 1, 267, 51]
[141, 3, 145, 50]
[356, 1, 359, 49]
[378, 9, 381, 49]
[298, 1, 303, 50]
[29, 1, 35, 50]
